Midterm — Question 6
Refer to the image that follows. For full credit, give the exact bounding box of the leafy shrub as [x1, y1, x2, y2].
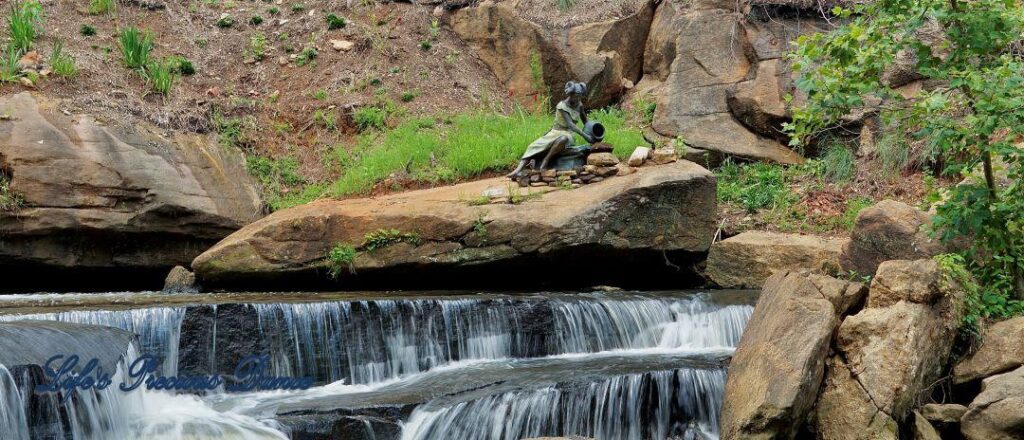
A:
[144, 59, 175, 95]
[249, 15, 263, 26]
[419, 40, 432, 51]
[118, 27, 153, 69]
[48, 41, 76, 79]
[363, 229, 421, 251]
[325, 14, 346, 30]
[89, 0, 116, 15]
[290, 3, 304, 12]
[7, 0, 44, 54]
[353, 106, 387, 131]
[326, 244, 356, 279]
[167, 56, 195, 75]
[400, 91, 417, 102]
[247, 33, 267, 61]
[80, 24, 97, 37]
[268, 7, 280, 15]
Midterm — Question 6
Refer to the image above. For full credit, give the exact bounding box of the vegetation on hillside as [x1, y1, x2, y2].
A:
[787, 0, 1024, 324]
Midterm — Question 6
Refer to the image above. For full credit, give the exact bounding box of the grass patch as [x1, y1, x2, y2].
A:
[819, 143, 856, 183]
[48, 41, 77, 79]
[246, 155, 306, 211]
[89, 0, 116, 15]
[326, 14, 346, 30]
[119, 27, 154, 69]
[7, 0, 44, 54]
[80, 24, 97, 37]
[0, 47, 23, 83]
[716, 160, 797, 213]
[353, 106, 387, 131]
[144, 58, 175, 95]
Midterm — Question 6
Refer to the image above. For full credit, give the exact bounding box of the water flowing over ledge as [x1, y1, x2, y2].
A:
[0, 290, 754, 439]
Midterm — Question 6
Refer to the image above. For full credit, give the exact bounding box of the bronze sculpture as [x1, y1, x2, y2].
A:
[507, 81, 598, 178]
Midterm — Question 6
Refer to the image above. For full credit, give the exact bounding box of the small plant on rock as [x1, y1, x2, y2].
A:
[0, 171, 24, 212]
[326, 244, 357, 279]
[118, 27, 153, 69]
[363, 229, 421, 251]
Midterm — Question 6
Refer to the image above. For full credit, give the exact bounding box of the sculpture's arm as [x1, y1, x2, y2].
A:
[560, 109, 593, 142]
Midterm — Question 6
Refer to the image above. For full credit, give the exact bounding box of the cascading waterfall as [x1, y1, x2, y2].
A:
[0, 364, 30, 440]
[0, 291, 754, 439]
[400, 368, 727, 440]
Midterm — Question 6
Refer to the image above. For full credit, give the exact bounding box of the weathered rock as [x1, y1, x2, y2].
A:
[0, 92, 261, 287]
[868, 259, 942, 308]
[639, 4, 803, 164]
[955, 317, 1024, 384]
[448, 0, 655, 108]
[913, 411, 942, 440]
[586, 152, 619, 167]
[840, 200, 947, 277]
[920, 403, 967, 424]
[193, 161, 717, 289]
[163, 265, 196, 292]
[721, 271, 866, 439]
[815, 261, 964, 439]
[330, 39, 355, 51]
[961, 366, 1024, 440]
[706, 231, 846, 289]
[650, 147, 677, 165]
[627, 146, 650, 166]
[726, 58, 789, 140]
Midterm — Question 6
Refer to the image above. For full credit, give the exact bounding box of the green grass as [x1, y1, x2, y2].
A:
[167, 56, 195, 75]
[326, 14, 346, 30]
[246, 155, 306, 210]
[7, 1, 44, 54]
[80, 24, 97, 37]
[119, 27, 154, 69]
[0, 47, 24, 83]
[363, 229, 421, 251]
[48, 41, 76, 79]
[716, 160, 797, 213]
[295, 47, 317, 66]
[819, 143, 856, 183]
[144, 59, 175, 95]
[89, 0, 116, 15]
[354, 106, 387, 131]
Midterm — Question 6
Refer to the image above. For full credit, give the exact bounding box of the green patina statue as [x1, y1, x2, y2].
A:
[507, 81, 598, 178]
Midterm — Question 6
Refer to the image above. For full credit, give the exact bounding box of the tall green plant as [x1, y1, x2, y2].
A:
[786, 0, 1024, 320]
[118, 27, 153, 69]
[7, 0, 44, 54]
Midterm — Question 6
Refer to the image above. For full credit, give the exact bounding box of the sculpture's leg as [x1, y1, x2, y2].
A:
[506, 159, 529, 178]
[539, 135, 569, 170]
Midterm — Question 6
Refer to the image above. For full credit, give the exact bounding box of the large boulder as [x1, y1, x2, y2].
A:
[814, 259, 964, 439]
[840, 200, 947, 277]
[447, 0, 655, 108]
[0, 92, 261, 288]
[720, 271, 866, 439]
[636, 2, 805, 163]
[193, 160, 717, 290]
[705, 231, 846, 289]
[960, 366, 1024, 440]
[955, 317, 1024, 384]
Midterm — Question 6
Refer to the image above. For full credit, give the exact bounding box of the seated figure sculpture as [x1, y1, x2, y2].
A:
[507, 81, 598, 178]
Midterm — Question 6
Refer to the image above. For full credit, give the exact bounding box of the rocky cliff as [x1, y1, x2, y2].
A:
[0, 92, 262, 290]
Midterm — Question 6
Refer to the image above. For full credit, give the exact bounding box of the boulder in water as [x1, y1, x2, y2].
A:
[720, 271, 865, 439]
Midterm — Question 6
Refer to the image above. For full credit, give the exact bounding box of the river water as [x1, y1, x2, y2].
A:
[0, 290, 754, 440]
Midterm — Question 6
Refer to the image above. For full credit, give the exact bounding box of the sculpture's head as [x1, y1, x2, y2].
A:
[564, 81, 587, 102]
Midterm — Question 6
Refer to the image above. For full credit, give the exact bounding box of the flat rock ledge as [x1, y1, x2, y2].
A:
[193, 160, 717, 290]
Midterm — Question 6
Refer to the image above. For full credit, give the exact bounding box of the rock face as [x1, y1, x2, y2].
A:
[961, 366, 1024, 440]
[635, 1, 818, 163]
[814, 259, 964, 440]
[447, 0, 655, 108]
[955, 317, 1024, 384]
[163, 266, 197, 292]
[193, 160, 716, 290]
[0, 92, 261, 288]
[706, 231, 846, 289]
[840, 200, 947, 277]
[721, 271, 866, 439]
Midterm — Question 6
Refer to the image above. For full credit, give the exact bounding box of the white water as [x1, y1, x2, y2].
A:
[0, 292, 753, 440]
